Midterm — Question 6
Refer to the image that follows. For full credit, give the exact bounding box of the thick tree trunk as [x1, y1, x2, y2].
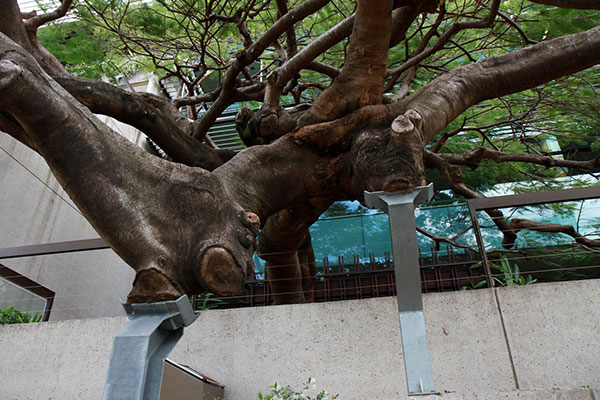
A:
[0, 33, 260, 301]
[299, 0, 393, 125]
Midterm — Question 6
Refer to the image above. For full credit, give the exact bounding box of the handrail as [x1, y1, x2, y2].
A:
[0, 238, 108, 260]
[467, 185, 600, 285]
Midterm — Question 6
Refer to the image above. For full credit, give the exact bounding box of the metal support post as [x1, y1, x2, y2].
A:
[468, 207, 494, 288]
[103, 295, 198, 400]
[365, 184, 439, 396]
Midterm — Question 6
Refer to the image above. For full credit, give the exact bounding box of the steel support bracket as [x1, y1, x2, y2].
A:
[103, 295, 199, 400]
[365, 184, 439, 396]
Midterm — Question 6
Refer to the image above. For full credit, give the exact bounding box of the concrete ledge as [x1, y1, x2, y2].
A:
[497, 279, 600, 391]
[0, 280, 599, 399]
[433, 388, 596, 399]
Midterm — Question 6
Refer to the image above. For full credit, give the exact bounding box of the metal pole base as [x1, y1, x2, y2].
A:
[103, 295, 198, 400]
[399, 311, 439, 396]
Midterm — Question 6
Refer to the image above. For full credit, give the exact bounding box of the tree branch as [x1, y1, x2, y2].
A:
[497, 11, 537, 45]
[264, 4, 419, 107]
[172, 92, 219, 108]
[439, 147, 600, 172]
[263, 13, 355, 108]
[0, 112, 37, 151]
[386, 6, 447, 93]
[0, 0, 31, 47]
[306, 60, 340, 79]
[509, 218, 600, 247]
[258, 203, 329, 304]
[275, 0, 298, 58]
[208, 8, 253, 48]
[405, 24, 600, 143]
[0, 33, 262, 301]
[191, 0, 331, 140]
[299, 0, 394, 124]
[55, 76, 231, 169]
[23, 0, 74, 29]
[416, 226, 478, 252]
[424, 150, 518, 246]
[389, 5, 421, 47]
[387, 0, 500, 77]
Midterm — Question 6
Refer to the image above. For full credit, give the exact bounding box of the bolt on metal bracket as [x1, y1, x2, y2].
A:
[365, 183, 439, 396]
[103, 295, 199, 400]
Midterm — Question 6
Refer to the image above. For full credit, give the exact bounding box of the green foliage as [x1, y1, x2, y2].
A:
[258, 378, 339, 400]
[413, 3, 600, 193]
[526, 6, 599, 40]
[433, 75, 600, 193]
[38, 20, 121, 79]
[193, 293, 225, 310]
[0, 306, 43, 325]
[460, 274, 488, 291]
[461, 256, 536, 290]
[490, 257, 537, 287]
[37, 0, 357, 97]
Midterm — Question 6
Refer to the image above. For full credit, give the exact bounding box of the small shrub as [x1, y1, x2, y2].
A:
[258, 378, 339, 400]
[0, 306, 42, 325]
[193, 293, 226, 310]
[461, 256, 537, 289]
[491, 257, 537, 287]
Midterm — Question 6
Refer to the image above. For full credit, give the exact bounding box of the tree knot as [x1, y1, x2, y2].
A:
[391, 109, 423, 140]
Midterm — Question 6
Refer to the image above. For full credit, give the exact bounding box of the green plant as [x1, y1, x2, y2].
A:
[193, 293, 226, 311]
[460, 263, 488, 290]
[490, 257, 537, 287]
[460, 276, 487, 291]
[258, 378, 339, 400]
[0, 306, 42, 325]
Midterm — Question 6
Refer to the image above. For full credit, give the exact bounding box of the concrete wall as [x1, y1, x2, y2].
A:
[1, 279, 599, 400]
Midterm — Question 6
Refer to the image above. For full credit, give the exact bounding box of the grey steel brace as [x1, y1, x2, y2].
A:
[365, 184, 439, 396]
[103, 295, 199, 400]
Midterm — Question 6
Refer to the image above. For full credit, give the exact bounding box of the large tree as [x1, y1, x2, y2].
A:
[1, 0, 599, 304]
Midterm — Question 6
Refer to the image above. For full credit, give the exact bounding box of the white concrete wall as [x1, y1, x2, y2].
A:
[1, 280, 599, 400]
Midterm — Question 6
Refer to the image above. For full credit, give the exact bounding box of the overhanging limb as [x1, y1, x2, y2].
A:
[365, 183, 439, 396]
[103, 295, 199, 400]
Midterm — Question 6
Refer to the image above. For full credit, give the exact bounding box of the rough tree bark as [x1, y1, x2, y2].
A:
[0, 0, 599, 303]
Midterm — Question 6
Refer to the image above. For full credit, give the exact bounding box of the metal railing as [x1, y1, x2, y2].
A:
[2, 185, 600, 314]
[468, 185, 600, 286]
